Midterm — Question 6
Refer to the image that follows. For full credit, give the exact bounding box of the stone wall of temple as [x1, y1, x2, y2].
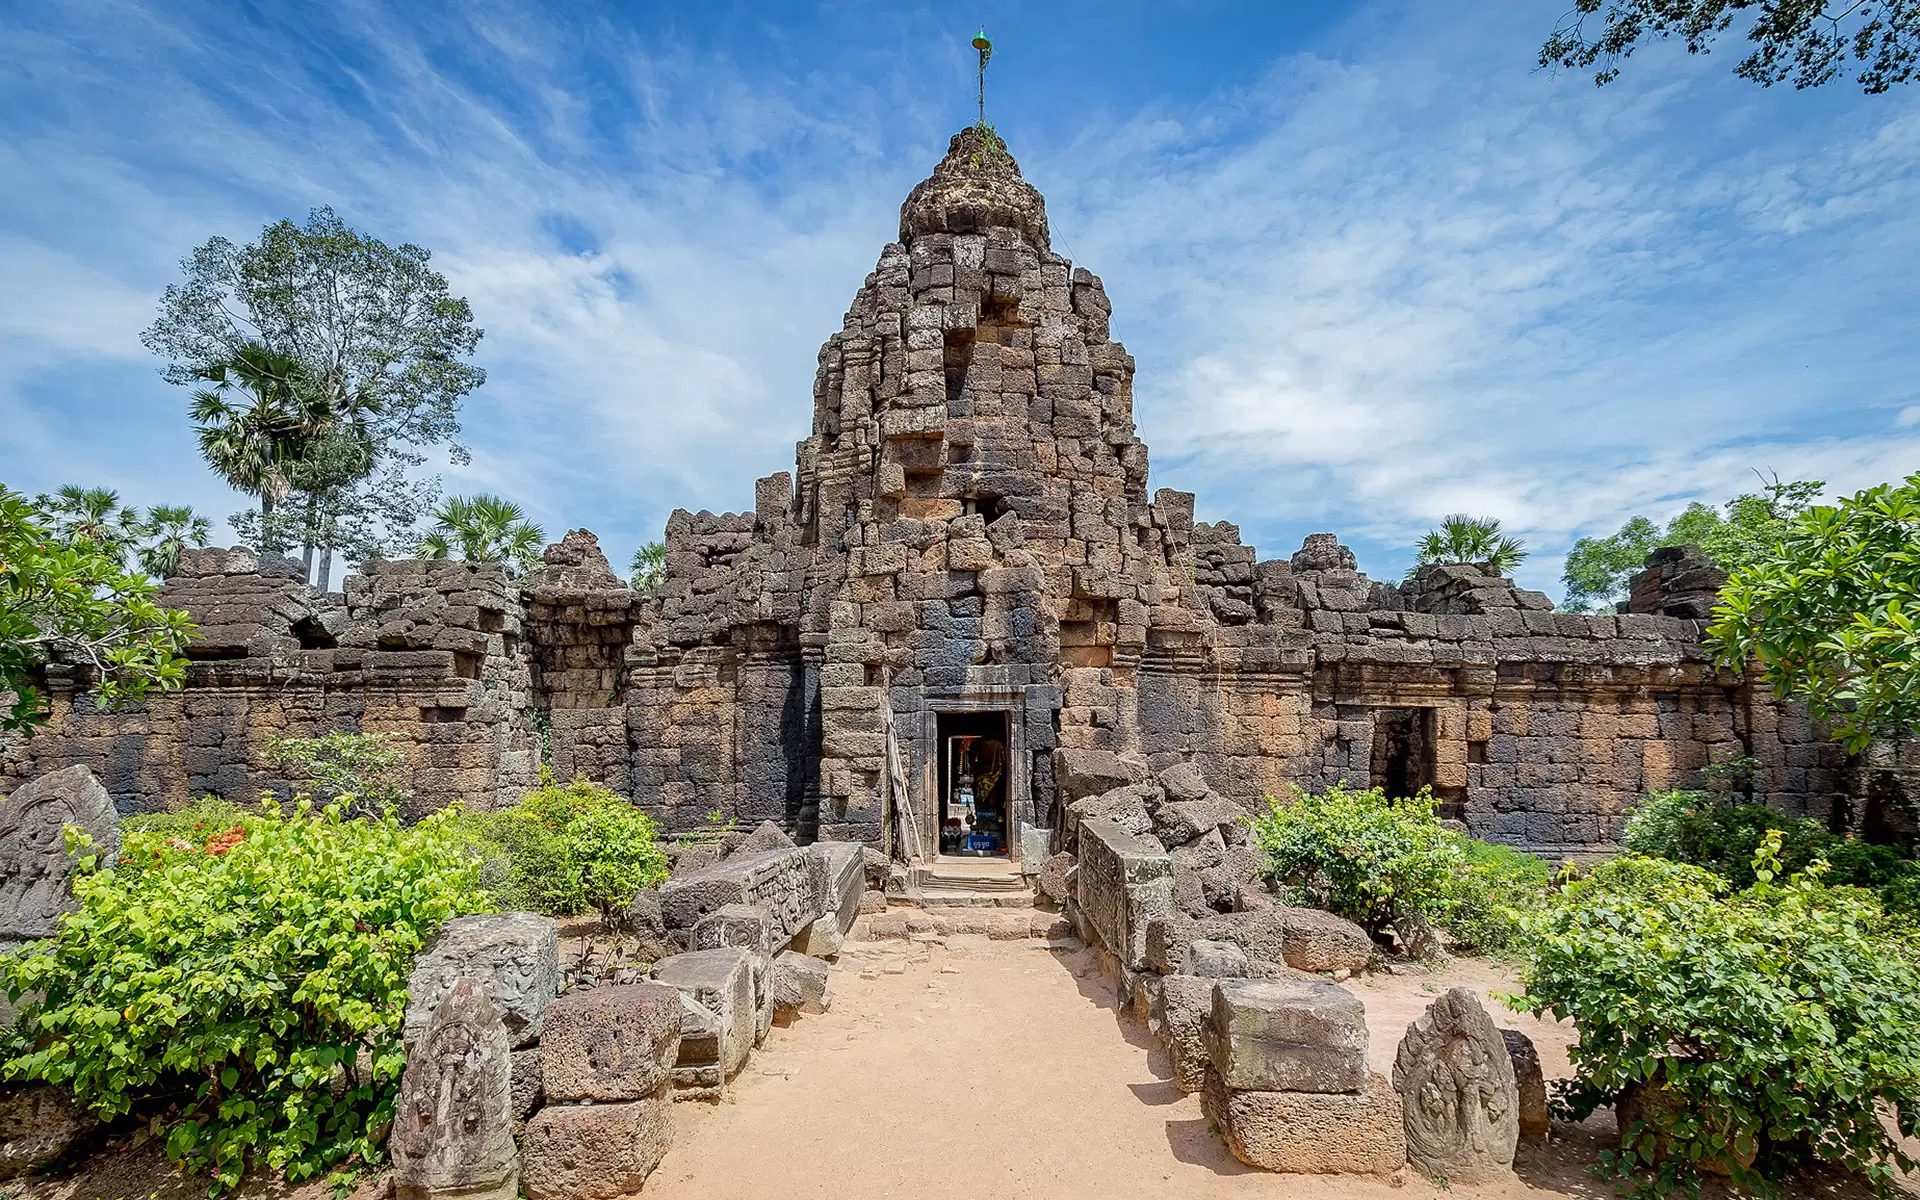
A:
[0, 126, 1882, 858]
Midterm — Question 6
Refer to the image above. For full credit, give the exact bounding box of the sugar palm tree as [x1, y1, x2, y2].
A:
[418, 494, 546, 573]
[136, 504, 212, 579]
[1410, 514, 1529, 577]
[189, 342, 331, 523]
[36, 486, 143, 558]
[630, 540, 666, 590]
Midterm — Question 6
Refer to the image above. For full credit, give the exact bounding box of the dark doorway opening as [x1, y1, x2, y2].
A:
[937, 710, 1011, 857]
[1370, 709, 1436, 801]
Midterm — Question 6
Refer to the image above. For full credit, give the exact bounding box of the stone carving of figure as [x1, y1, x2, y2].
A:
[391, 978, 519, 1200]
[0, 766, 120, 948]
[1392, 986, 1520, 1183]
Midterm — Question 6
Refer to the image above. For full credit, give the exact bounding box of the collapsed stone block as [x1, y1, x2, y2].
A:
[521, 1090, 673, 1200]
[1501, 1028, 1550, 1140]
[0, 1086, 97, 1180]
[792, 841, 864, 958]
[1393, 988, 1519, 1184]
[1054, 747, 1146, 802]
[691, 903, 776, 954]
[539, 982, 683, 1103]
[1154, 795, 1243, 847]
[650, 947, 756, 1099]
[391, 980, 519, 1200]
[659, 847, 819, 946]
[1278, 907, 1374, 974]
[1074, 816, 1174, 970]
[731, 818, 796, 856]
[1204, 978, 1368, 1094]
[0, 765, 121, 948]
[1037, 851, 1076, 903]
[1203, 1068, 1406, 1174]
[404, 912, 558, 1050]
[1182, 938, 1248, 978]
[1156, 761, 1212, 804]
[1160, 974, 1216, 1094]
[509, 1047, 542, 1129]
[772, 949, 831, 1015]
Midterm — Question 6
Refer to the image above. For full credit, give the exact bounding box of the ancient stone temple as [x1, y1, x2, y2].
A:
[0, 128, 1868, 859]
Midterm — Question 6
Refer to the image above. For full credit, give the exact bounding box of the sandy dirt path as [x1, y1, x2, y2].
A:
[644, 936, 1607, 1200]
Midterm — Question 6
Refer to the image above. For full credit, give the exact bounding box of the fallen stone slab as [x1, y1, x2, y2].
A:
[1182, 938, 1248, 978]
[1502, 1028, 1549, 1140]
[1277, 907, 1374, 974]
[404, 912, 558, 1050]
[1203, 1068, 1406, 1174]
[1160, 975, 1216, 1095]
[391, 980, 519, 1200]
[691, 903, 776, 954]
[539, 982, 683, 1103]
[792, 841, 864, 957]
[650, 947, 756, 1098]
[521, 1089, 673, 1200]
[0, 1086, 97, 1179]
[773, 949, 831, 1015]
[1075, 815, 1173, 971]
[1204, 978, 1368, 1094]
[1037, 851, 1076, 904]
[659, 847, 820, 946]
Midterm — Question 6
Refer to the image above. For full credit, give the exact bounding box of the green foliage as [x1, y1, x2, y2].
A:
[264, 732, 411, 816]
[1, 486, 194, 731]
[1251, 783, 1548, 956]
[0, 799, 484, 1192]
[629, 540, 666, 590]
[417, 494, 545, 573]
[1709, 471, 1920, 752]
[464, 771, 668, 922]
[1541, 0, 1920, 93]
[1623, 789, 1920, 911]
[1515, 836, 1920, 1198]
[188, 341, 334, 528]
[31, 487, 212, 582]
[1559, 477, 1821, 612]
[1409, 514, 1528, 578]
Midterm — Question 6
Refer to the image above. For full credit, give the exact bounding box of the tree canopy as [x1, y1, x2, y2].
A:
[1, 487, 195, 731]
[417, 494, 545, 573]
[630, 541, 666, 590]
[1410, 514, 1529, 577]
[1541, 0, 1920, 93]
[1707, 471, 1920, 751]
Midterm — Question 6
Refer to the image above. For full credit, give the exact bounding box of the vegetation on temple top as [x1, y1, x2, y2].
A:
[1408, 513, 1529, 578]
[630, 539, 666, 590]
[417, 493, 546, 573]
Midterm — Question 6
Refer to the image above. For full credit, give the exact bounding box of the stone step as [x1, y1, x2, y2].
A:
[894, 891, 1036, 908]
[850, 906, 1071, 943]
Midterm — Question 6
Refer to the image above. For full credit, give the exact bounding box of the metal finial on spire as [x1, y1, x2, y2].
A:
[973, 27, 993, 127]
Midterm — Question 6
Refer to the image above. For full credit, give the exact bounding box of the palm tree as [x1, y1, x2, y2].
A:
[189, 342, 331, 526]
[1410, 514, 1529, 577]
[418, 494, 545, 573]
[136, 504, 212, 579]
[630, 540, 666, 590]
[36, 486, 143, 559]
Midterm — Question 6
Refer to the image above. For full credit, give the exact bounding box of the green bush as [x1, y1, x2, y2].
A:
[0, 798, 483, 1192]
[465, 771, 668, 922]
[1514, 835, 1920, 1199]
[264, 731, 411, 815]
[1251, 783, 1549, 956]
[1625, 789, 1919, 913]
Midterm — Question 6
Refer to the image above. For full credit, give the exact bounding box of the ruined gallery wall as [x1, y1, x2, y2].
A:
[1, 551, 540, 818]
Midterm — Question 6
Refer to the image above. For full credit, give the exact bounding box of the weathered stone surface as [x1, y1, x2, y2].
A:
[690, 903, 776, 954]
[1075, 816, 1173, 970]
[509, 1047, 542, 1128]
[1156, 761, 1212, 804]
[1203, 1068, 1407, 1174]
[404, 913, 558, 1050]
[0, 1086, 96, 1180]
[792, 841, 864, 958]
[0, 766, 120, 947]
[1067, 783, 1157, 841]
[1160, 974, 1216, 1094]
[1278, 908, 1374, 973]
[1037, 851, 1076, 904]
[391, 980, 519, 1200]
[1501, 1028, 1549, 1140]
[1055, 748, 1145, 803]
[1154, 796, 1243, 847]
[539, 982, 683, 1103]
[1393, 988, 1519, 1184]
[1018, 822, 1049, 874]
[772, 949, 831, 1015]
[1183, 938, 1249, 978]
[731, 818, 795, 857]
[659, 847, 819, 945]
[620, 888, 677, 963]
[522, 1091, 673, 1200]
[650, 947, 755, 1097]
[1205, 978, 1369, 1094]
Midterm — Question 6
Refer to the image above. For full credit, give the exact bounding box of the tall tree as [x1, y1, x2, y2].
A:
[188, 342, 332, 533]
[1, 487, 193, 731]
[1542, 0, 1920, 93]
[630, 541, 666, 590]
[418, 494, 545, 574]
[136, 505, 212, 580]
[1708, 471, 1920, 751]
[35, 486, 143, 556]
[143, 207, 485, 578]
[1409, 514, 1529, 577]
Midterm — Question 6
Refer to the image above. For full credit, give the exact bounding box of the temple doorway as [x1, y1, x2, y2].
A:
[936, 710, 1011, 857]
[1370, 708, 1436, 801]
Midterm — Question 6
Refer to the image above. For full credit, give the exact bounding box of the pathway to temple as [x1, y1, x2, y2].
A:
[644, 935, 1604, 1200]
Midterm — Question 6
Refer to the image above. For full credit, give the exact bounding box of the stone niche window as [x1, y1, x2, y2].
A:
[1369, 708, 1436, 800]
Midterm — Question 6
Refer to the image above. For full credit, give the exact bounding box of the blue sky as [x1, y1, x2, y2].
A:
[2, 1, 1916, 600]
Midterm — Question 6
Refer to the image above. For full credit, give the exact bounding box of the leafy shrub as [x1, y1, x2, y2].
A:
[1251, 783, 1548, 956]
[1515, 835, 1920, 1199]
[265, 731, 411, 815]
[0, 798, 483, 1191]
[465, 771, 668, 922]
[1624, 789, 1919, 913]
